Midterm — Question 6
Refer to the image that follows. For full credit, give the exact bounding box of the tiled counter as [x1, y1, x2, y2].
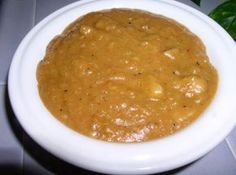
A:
[0, 0, 235, 174]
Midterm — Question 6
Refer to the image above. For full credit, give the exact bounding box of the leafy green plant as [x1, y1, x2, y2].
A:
[191, 0, 236, 40]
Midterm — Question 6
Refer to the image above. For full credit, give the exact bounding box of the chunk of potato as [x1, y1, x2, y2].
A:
[163, 48, 179, 60]
[141, 75, 163, 98]
[173, 107, 195, 122]
[174, 75, 207, 98]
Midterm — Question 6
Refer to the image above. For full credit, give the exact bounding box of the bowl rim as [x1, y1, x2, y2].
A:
[8, 0, 236, 174]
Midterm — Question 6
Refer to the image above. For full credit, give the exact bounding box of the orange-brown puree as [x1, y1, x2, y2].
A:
[37, 9, 217, 142]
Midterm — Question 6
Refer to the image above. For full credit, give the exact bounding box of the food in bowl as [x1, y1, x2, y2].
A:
[9, 0, 236, 174]
[37, 9, 218, 143]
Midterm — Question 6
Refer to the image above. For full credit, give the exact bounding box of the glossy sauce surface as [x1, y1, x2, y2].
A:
[37, 9, 218, 142]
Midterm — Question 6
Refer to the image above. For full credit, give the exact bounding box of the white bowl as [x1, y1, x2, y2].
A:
[8, 0, 236, 174]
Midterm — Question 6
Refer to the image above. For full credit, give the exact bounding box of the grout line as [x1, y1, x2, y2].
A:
[32, 0, 37, 27]
[21, 142, 24, 175]
[225, 138, 236, 160]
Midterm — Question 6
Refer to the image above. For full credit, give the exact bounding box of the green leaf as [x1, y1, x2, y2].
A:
[191, 0, 201, 6]
[209, 0, 236, 40]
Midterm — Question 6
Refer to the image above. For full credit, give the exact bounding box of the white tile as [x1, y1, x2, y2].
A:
[0, 0, 36, 83]
[176, 0, 224, 14]
[174, 141, 236, 175]
[35, 0, 77, 24]
[0, 85, 23, 174]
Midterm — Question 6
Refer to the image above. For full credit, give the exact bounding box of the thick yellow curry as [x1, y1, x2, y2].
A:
[37, 9, 218, 143]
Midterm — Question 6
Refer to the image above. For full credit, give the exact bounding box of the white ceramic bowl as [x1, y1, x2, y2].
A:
[8, 0, 236, 174]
